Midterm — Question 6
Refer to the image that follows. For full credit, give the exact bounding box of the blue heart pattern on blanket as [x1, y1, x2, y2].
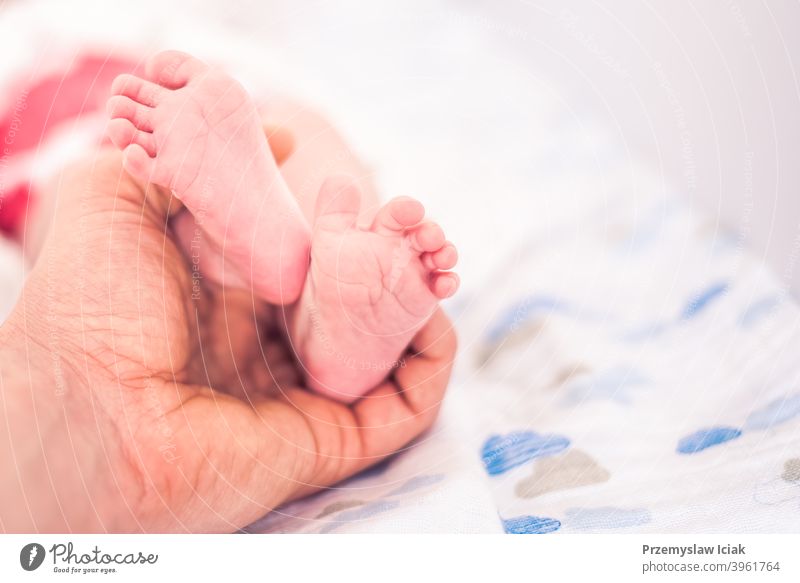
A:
[484, 295, 567, 344]
[621, 281, 730, 343]
[745, 394, 800, 430]
[739, 295, 781, 328]
[320, 500, 400, 533]
[677, 393, 800, 454]
[677, 427, 742, 454]
[481, 431, 571, 476]
[565, 507, 651, 530]
[681, 282, 729, 320]
[315, 473, 447, 531]
[502, 515, 561, 534]
[562, 365, 649, 405]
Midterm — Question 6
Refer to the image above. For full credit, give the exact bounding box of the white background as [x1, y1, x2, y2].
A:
[464, 0, 800, 295]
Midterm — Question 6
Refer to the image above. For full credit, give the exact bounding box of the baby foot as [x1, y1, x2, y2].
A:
[106, 50, 310, 304]
[290, 176, 459, 402]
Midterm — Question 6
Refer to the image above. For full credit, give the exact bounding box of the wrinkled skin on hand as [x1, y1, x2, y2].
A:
[4, 145, 456, 533]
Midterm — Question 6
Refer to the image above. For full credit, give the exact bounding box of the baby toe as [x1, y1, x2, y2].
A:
[106, 118, 137, 149]
[314, 175, 362, 229]
[410, 221, 445, 253]
[430, 272, 460, 299]
[122, 144, 155, 181]
[372, 196, 425, 233]
[145, 50, 209, 89]
[430, 243, 458, 270]
[111, 74, 166, 107]
[107, 119, 156, 156]
[107, 96, 153, 132]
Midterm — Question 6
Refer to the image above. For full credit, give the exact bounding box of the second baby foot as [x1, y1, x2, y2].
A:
[106, 50, 310, 304]
[290, 176, 459, 402]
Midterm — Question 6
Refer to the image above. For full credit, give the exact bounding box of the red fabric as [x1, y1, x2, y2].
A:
[0, 54, 137, 236]
[0, 55, 136, 156]
[0, 183, 29, 235]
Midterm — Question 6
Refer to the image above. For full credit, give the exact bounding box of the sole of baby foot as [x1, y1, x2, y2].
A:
[292, 175, 459, 403]
[106, 50, 310, 304]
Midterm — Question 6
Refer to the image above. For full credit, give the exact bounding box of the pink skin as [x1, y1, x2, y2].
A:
[289, 175, 459, 402]
[106, 51, 310, 304]
[107, 50, 459, 402]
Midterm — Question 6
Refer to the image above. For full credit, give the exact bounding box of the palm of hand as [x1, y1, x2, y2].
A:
[23, 150, 453, 532]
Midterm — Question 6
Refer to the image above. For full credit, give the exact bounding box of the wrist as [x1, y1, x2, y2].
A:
[0, 315, 65, 530]
[0, 312, 134, 532]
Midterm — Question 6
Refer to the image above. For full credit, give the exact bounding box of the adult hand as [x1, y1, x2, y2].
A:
[0, 147, 456, 532]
